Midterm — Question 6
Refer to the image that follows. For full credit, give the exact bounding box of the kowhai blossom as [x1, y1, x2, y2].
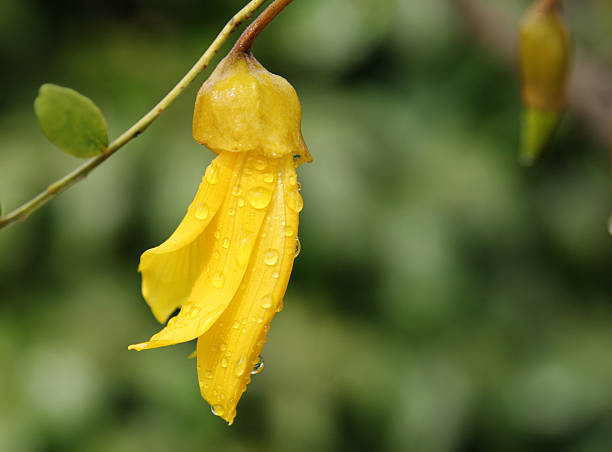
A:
[129, 50, 311, 424]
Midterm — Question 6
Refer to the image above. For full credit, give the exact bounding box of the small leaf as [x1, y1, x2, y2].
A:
[34, 84, 109, 158]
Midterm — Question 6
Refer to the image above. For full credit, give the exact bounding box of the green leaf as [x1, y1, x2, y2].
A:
[34, 84, 109, 158]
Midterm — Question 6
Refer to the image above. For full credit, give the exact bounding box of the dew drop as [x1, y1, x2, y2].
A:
[205, 165, 218, 184]
[231, 185, 241, 196]
[214, 230, 221, 239]
[247, 187, 272, 209]
[284, 225, 295, 237]
[212, 405, 225, 416]
[261, 295, 273, 309]
[294, 237, 301, 258]
[288, 174, 298, 187]
[188, 306, 200, 319]
[228, 208, 236, 216]
[254, 158, 267, 171]
[237, 197, 245, 208]
[221, 357, 229, 368]
[275, 299, 284, 313]
[205, 371, 213, 379]
[232, 321, 240, 329]
[251, 356, 264, 375]
[272, 271, 280, 279]
[212, 272, 225, 288]
[235, 355, 248, 377]
[297, 182, 302, 192]
[195, 203, 209, 220]
[287, 191, 304, 212]
[264, 249, 279, 266]
[237, 235, 253, 266]
[263, 172, 275, 184]
[220, 343, 228, 351]
[222, 238, 230, 249]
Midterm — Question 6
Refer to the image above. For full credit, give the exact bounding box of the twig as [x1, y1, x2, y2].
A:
[233, 0, 294, 54]
[0, 0, 268, 230]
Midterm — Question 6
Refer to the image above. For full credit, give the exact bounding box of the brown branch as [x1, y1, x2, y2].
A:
[454, 0, 612, 147]
[233, 0, 294, 54]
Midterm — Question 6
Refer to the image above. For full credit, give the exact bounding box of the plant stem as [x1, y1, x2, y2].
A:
[0, 0, 268, 230]
[233, 0, 294, 54]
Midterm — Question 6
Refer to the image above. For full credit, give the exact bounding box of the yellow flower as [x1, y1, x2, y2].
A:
[129, 50, 311, 425]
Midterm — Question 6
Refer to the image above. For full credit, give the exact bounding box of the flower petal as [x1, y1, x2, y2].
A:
[196, 154, 301, 425]
[138, 152, 240, 323]
[130, 153, 281, 351]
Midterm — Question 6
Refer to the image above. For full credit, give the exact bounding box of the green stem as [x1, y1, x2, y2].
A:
[0, 0, 268, 230]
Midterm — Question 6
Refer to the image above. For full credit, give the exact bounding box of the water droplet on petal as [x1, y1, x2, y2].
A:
[232, 321, 240, 329]
[284, 225, 295, 237]
[222, 238, 230, 248]
[261, 295, 273, 309]
[275, 299, 284, 313]
[221, 357, 229, 368]
[205, 165, 218, 184]
[237, 197, 245, 207]
[288, 174, 298, 187]
[212, 272, 225, 288]
[254, 158, 267, 171]
[247, 187, 272, 209]
[220, 343, 228, 351]
[263, 172, 275, 184]
[205, 371, 213, 379]
[264, 249, 279, 266]
[287, 191, 303, 212]
[232, 185, 241, 196]
[272, 271, 279, 279]
[195, 203, 209, 220]
[235, 355, 248, 377]
[294, 237, 301, 257]
[228, 208, 236, 216]
[297, 182, 302, 192]
[237, 235, 253, 266]
[251, 356, 264, 375]
[212, 405, 225, 416]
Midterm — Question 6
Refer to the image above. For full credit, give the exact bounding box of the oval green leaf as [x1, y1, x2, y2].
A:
[34, 84, 109, 158]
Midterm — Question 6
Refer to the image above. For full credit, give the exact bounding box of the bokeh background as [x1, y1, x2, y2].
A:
[2, 0, 612, 451]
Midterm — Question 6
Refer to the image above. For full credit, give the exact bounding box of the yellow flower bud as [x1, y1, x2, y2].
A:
[519, 0, 570, 111]
[193, 51, 311, 163]
[518, 0, 571, 165]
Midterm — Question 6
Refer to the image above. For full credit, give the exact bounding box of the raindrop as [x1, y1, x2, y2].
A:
[232, 185, 241, 196]
[264, 249, 279, 266]
[284, 225, 295, 237]
[235, 355, 248, 377]
[221, 357, 229, 368]
[251, 356, 264, 375]
[211, 405, 225, 416]
[205, 165, 218, 184]
[294, 237, 301, 257]
[297, 182, 302, 192]
[254, 158, 267, 171]
[237, 197, 245, 207]
[263, 172, 275, 184]
[287, 191, 304, 212]
[212, 272, 225, 288]
[195, 203, 209, 220]
[247, 187, 272, 209]
[272, 271, 279, 279]
[205, 371, 213, 379]
[261, 295, 273, 309]
[288, 174, 298, 187]
[237, 235, 253, 266]
[232, 321, 240, 329]
[275, 299, 284, 313]
[228, 208, 236, 216]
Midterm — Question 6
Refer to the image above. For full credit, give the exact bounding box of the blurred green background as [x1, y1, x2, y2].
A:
[2, 0, 612, 451]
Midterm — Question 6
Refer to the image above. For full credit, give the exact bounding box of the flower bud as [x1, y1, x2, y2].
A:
[193, 51, 311, 163]
[518, 0, 571, 164]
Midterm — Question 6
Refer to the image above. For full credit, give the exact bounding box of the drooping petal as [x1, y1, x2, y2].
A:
[139, 152, 240, 323]
[196, 154, 302, 425]
[130, 153, 282, 351]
